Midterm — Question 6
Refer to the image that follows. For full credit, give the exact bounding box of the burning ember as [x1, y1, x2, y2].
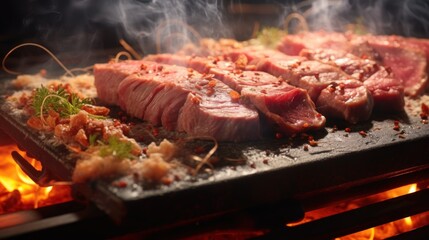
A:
[288, 183, 429, 240]
[0, 140, 72, 214]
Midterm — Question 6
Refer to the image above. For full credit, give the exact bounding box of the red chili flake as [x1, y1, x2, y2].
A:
[190, 96, 201, 104]
[316, 113, 323, 118]
[206, 88, 215, 96]
[112, 181, 127, 188]
[308, 139, 318, 147]
[161, 177, 173, 185]
[39, 69, 47, 77]
[345, 127, 351, 133]
[420, 103, 429, 120]
[142, 147, 148, 155]
[359, 130, 367, 137]
[275, 132, 283, 139]
[260, 89, 267, 94]
[303, 122, 310, 128]
[303, 145, 309, 151]
[208, 80, 217, 88]
[262, 159, 269, 165]
[140, 64, 147, 70]
[152, 128, 159, 137]
[393, 120, 400, 131]
[156, 65, 164, 71]
[113, 119, 121, 127]
[229, 90, 241, 102]
[250, 162, 256, 169]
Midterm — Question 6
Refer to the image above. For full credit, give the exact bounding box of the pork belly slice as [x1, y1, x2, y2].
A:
[116, 62, 261, 142]
[301, 48, 405, 111]
[255, 57, 373, 123]
[146, 54, 326, 134]
[317, 80, 373, 123]
[93, 60, 151, 105]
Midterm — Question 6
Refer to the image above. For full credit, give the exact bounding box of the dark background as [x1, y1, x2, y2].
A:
[1, 0, 428, 75]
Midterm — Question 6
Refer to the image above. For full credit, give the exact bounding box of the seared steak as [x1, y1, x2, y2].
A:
[95, 61, 261, 141]
[94, 60, 151, 105]
[146, 53, 326, 134]
[254, 56, 373, 123]
[277, 31, 428, 97]
[300, 48, 405, 111]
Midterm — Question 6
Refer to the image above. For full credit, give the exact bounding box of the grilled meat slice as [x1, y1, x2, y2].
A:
[146, 53, 326, 134]
[300, 48, 405, 111]
[278, 31, 428, 97]
[95, 61, 261, 141]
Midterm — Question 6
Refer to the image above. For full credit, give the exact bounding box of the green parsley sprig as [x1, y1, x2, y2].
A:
[32, 85, 104, 119]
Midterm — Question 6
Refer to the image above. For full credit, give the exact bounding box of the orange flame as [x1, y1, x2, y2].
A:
[403, 184, 417, 227]
[0, 143, 72, 214]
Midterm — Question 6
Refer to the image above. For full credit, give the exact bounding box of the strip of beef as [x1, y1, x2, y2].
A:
[277, 31, 350, 56]
[277, 31, 428, 97]
[317, 80, 373, 123]
[95, 61, 261, 141]
[300, 48, 405, 111]
[254, 56, 373, 123]
[351, 35, 428, 96]
[210, 68, 326, 134]
[94, 60, 153, 105]
[145, 54, 326, 134]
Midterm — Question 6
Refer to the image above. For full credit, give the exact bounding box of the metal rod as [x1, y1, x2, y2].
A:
[253, 188, 429, 240]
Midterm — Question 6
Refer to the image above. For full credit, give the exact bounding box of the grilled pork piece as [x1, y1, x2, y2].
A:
[277, 31, 428, 97]
[95, 61, 261, 141]
[145, 54, 326, 134]
[300, 48, 405, 111]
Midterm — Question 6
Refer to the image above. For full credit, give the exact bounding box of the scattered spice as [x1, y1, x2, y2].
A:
[420, 103, 429, 120]
[393, 120, 400, 131]
[112, 180, 128, 188]
[359, 130, 367, 137]
[250, 162, 256, 169]
[303, 144, 309, 151]
[345, 127, 351, 133]
[229, 90, 241, 102]
[262, 159, 269, 165]
[308, 139, 318, 147]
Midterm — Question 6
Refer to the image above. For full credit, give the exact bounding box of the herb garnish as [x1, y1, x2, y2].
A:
[32, 85, 103, 119]
[99, 137, 134, 159]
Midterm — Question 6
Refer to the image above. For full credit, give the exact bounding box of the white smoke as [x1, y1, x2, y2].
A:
[302, 0, 429, 36]
[92, 0, 227, 54]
